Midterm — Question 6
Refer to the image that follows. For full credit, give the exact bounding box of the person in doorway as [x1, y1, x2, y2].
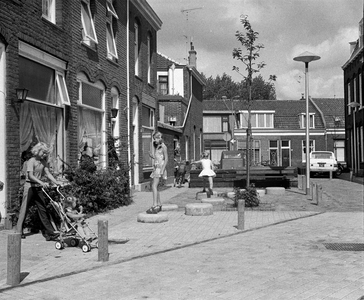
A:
[147, 132, 168, 214]
[16, 142, 61, 240]
[191, 151, 216, 198]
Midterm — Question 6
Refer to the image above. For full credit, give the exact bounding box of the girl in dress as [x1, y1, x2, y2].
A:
[147, 132, 168, 214]
[192, 151, 216, 197]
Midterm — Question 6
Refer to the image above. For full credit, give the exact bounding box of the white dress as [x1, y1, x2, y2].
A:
[198, 159, 216, 177]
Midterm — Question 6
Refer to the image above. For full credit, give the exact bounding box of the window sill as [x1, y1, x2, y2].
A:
[134, 75, 143, 82]
[81, 40, 98, 52]
[107, 57, 119, 66]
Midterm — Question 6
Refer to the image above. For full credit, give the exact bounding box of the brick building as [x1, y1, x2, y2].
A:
[154, 44, 205, 186]
[203, 98, 345, 169]
[0, 0, 162, 225]
[342, 17, 364, 176]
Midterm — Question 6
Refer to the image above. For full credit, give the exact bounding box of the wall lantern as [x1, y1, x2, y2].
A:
[111, 107, 119, 118]
[15, 88, 29, 103]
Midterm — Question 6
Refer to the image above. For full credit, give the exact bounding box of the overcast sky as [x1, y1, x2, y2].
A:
[148, 0, 363, 100]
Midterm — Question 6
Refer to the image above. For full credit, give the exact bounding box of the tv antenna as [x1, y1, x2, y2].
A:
[181, 7, 203, 60]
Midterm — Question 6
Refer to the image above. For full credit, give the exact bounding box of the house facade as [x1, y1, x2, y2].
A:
[342, 17, 364, 176]
[154, 44, 205, 184]
[0, 0, 162, 225]
[203, 98, 346, 169]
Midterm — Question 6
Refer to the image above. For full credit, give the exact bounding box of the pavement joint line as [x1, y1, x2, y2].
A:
[0, 210, 324, 292]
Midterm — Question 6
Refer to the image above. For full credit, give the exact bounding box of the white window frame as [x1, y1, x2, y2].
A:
[81, 0, 98, 46]
[134, 22, 139, 76]
[106, 0, 118, 19]
[302, 140, 315, 162]
[348, 82, 351, 115]
[106, 22, 118, 60]
[299, 113, 315, 129]
[359, 74, 363, 107]
[77, 73, 106, 169]
[42, 0, 56, 23]
[56, 73, 71, 106]
[238, 111, 274, 129]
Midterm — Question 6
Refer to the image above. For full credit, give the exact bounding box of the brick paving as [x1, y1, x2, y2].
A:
[0, 177, 363, 299]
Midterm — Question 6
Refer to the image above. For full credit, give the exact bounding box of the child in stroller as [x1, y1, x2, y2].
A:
[64, 196, 94, 242]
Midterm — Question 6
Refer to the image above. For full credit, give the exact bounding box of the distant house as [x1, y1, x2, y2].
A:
[342, 17, 363, 176]
[203, 98, 345, 169]
[154, 43, 205, 184]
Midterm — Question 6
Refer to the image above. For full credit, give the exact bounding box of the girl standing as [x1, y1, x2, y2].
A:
[147, 132, 168, 214]
[192, 151, 216, 197]
[16, 142, 61, 240]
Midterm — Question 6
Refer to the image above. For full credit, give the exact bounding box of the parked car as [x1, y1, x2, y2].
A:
[310, 151, 339, 176]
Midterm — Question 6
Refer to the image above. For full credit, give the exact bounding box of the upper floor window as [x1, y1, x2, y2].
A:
[347, 82, 351, 115]
[359, 73, 363, 107]
[158, 76, 168, 95]
[81, 0, 98, 46]
[299, 113, 315, 129]
[42, 0, 55, 23]
[106, 23, 118, 60]
[203, 116, 230, 133]
[142, 105, 155, 129]
[134, 22, 140, 76]
[239, 111, 274, 128]
[106, 0, 118, 60]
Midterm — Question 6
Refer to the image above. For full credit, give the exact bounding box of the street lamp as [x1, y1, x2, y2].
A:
[347, 101, 360, 174]
[294, 51, 320, 195]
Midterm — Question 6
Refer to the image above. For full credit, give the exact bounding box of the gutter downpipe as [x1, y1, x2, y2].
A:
[127, 0, 132, 187]
[181, 68, 193, 128]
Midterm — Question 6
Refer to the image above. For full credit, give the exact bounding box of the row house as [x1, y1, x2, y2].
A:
[0, 0, 162, 225]
[151, 44, 205, 186]
[203, 98, 345, 169]
[342, 17, 364, 176]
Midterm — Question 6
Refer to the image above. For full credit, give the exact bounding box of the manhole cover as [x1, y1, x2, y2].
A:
[323, 243, 364, 251]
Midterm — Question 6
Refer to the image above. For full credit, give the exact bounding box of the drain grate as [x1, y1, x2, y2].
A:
[323, 243, 364, 251]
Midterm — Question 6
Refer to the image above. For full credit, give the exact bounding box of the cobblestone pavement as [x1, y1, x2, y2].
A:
[0, 177, 363, 299]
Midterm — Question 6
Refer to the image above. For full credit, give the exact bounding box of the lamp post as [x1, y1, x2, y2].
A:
[347, 101, 360, 174]
[294, 51, 320, 195]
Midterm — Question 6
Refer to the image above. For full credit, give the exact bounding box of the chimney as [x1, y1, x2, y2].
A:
[349, 41, 357, 54]
[188, 42, 197, 68]
[300, 93, 305, 100]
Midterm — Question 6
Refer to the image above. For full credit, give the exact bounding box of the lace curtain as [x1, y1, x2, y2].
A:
[20, 101, 61, 172]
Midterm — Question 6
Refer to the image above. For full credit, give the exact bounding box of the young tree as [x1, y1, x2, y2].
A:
[232, 15, 267, 187]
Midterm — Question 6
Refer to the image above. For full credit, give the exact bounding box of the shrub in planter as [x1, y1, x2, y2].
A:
[233, 184, 260, 208]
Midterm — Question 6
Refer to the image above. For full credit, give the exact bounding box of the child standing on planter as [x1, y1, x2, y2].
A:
[192, 151, 216, 197]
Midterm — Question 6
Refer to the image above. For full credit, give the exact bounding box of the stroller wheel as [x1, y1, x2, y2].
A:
[82, 244, 91, 253]
[70, 238, 79, 247]
[55, 241, 64, 250]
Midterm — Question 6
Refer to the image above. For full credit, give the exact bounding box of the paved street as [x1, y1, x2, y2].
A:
[0, 177, 363, 299]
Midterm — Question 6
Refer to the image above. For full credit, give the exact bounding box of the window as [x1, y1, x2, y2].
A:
[302, 140, 315, 162]
[203, 116, 221, 132]
[142, 105, 155, 168]
[348, 82, 351, 115]
[239, 111, 274, 128]
[18, 42, 69, 175]
[222, 116, 229, 132]
[147, 33, 152, 84]
[134, 22, 139, 76]
[106, 23, 118, 60]
[359, 73, 363, 107]
[299, 113, 315, 129]
[42, 0, 55, 23]
[106, 0, 118, 19]
[77, 74, 105, 169]
[158, 76, 168, 95]
[81, 0, 98, 46]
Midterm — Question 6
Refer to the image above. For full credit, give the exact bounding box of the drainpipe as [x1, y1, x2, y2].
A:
[127, 0, 131, 187]
[310, 97, 327, 149]
[181, 68, 193, 128]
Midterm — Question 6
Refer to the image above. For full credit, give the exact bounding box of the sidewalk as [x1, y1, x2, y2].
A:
[0, 178, 362, 291]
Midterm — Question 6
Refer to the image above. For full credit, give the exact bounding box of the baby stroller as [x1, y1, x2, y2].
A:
[42, 186, 98, 253]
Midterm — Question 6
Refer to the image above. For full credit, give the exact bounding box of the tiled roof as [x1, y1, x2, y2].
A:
[312, 98, 345, 128]
[203, 98, 344, 130]
[157, 52, 183, 70]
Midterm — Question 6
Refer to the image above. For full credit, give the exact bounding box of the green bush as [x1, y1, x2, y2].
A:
[233, 184, 260, 208]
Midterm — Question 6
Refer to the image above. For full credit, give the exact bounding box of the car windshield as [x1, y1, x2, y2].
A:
[312, 152, 332, 159]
